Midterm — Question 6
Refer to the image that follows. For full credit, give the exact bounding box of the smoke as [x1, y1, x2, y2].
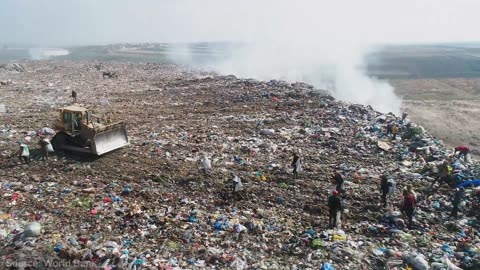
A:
[211, 42, 401, 114]
[195, 1, 403, 115]
[197, 0, 475, 116]
[28, 48, 47, 60]
[29, 48, 69, 60]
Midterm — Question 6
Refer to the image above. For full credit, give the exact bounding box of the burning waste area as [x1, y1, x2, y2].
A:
[0, 61, 479, 269]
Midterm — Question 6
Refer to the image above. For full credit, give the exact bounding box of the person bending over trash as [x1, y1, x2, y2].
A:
[37, 136, 52, 161]
[17, 141, 30, 164]
[431, 160, 452, 188]
[328, 190, 342, 228]
[454, 146, 470, 162]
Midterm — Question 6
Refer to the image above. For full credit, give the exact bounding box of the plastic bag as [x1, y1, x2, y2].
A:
[45, 140, 54, 152]
[321, 262, 335, 270]
[41, 127, 55, 135]
[21, 144, 29, 157]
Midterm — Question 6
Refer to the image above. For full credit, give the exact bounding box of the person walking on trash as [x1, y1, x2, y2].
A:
[401, 188, 416, 228]
[328, 190, 342, 228]
[380, 175, 395, 207]
[451, 187, 465, 218]
[231, 172, 243, 201]
[200, 153, 211, 173]
[17, 141, 30, 164]
[291, 152, 302, 179]
[333, 172, 345, 195]
[406, 184, 417, 201]
[401, 111, 408, 122]
[386, 122, 393, 136]
[71, 90, 77, 103]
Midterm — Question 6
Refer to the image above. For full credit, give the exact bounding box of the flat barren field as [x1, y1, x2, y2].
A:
[392, 78, 480, 155]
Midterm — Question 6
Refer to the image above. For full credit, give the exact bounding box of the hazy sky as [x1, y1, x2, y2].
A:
[1, 0, 479, 46]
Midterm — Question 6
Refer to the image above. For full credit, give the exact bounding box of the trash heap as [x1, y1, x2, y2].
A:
[0, 63, 26, 73]
[0, 61, 479, 269]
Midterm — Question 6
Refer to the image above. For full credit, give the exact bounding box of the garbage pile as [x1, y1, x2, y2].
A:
[0, 63, 26, 73]
[0, 61, 479, 269]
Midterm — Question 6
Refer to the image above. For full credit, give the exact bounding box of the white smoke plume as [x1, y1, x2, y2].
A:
[213, 42, 401, 114]
[200, 1, 403, 115]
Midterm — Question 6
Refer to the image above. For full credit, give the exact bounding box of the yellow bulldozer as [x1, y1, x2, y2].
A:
[51, 105, 129, 155]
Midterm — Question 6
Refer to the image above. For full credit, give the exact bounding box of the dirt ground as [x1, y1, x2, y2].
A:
[392, 78, 480, 156]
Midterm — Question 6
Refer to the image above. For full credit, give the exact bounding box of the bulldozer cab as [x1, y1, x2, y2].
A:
[52, 105, 128, 155]
[54, 105, 88, 133]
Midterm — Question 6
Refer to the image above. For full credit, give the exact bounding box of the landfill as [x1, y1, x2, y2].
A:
[0, 61, 479, 269]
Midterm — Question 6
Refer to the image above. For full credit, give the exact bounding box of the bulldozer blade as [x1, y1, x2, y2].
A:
[92, 125, 129, 155]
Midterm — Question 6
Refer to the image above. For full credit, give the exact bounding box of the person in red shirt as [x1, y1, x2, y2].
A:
[454, 146, 470, 162]
[402, 189, 416, 228]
